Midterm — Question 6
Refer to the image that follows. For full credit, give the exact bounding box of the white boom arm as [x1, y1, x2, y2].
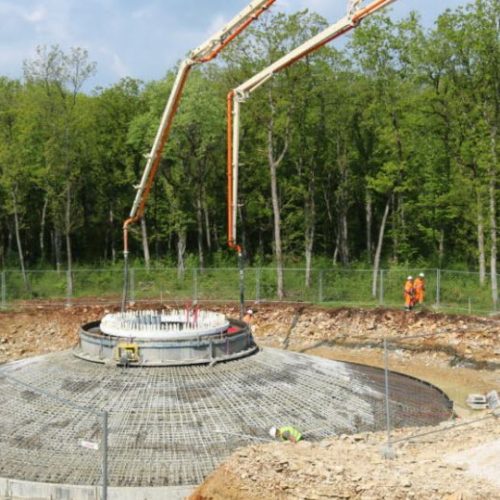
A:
[227, 0, 396, 246]
[124, 0, 277, 252]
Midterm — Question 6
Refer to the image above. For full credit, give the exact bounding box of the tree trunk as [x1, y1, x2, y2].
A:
[336, 143, 350, 266]
[477, 190, 486, 286]
[39, 195, 48, 264]
[372, 198, 391, 298]
[267, 92, 288, 300]
[391, 193, 398, 264]
[269, 152, 284, 299]
[109, 209, 116, 265]
[333, 234, 340, 266]
[490, 173, 498, 310]
[54, 229, 62, 273]
[177, 229, 186, 280]
[322, 185, 336, 262]
[196, 195, 204, 271]
[12, 188, 30, 293]
[141, 217, 151, 271]
[339, 211, 349, 266]
[203, 198, 212, 252]
[65, 184, 73, 298]
[7, 225, 13, 262]
[305, 225, 315, 289]
[438, 229, 445, 268]
[365, 191, 373, 264]
[304, 179, 316, 288]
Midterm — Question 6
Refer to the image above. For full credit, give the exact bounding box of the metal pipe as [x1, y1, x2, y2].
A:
[227, 91, 235, 249]
[352, 0, 396, 22]
[129, 62, 192, 222]
[196, 0, 278, 63]
[232, 97, 240, 241]
[125, 0, 278, 233]
[101, 411, 108, 500]
[121, 2, 277, 309]
[227, 0, 398, 254]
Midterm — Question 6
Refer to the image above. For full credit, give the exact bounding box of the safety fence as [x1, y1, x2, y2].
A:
[380, 331, 499, 460]
[0, 371, 108, 499]
[0, 267, 498, 315]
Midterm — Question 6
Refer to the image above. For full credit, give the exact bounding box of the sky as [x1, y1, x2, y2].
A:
[0, 0, 470, 89]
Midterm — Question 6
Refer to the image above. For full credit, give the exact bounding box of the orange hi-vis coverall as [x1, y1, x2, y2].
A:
[414, 277, 425, 304]
[404, 280, 415, 309]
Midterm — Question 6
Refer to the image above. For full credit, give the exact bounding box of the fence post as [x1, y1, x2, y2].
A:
[435, 269, 441, 309]
[255, 268, 261, 303]
[318, 271, 324, 303]
[101, 410, 108, 500]
[1, 271, 6, 310]
[379, 269, 384, 306]
[381, 338, 395, 459]
[192, 268, 198, 304]
[129, 268, 135, 304]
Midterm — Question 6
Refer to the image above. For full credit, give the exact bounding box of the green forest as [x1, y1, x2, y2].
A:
[0, 0, 498, 288]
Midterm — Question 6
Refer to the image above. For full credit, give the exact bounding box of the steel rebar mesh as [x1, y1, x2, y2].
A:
[0, 347, 452, 487]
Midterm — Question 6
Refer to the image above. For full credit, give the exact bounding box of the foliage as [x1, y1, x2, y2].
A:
[0, 0, 498, 280]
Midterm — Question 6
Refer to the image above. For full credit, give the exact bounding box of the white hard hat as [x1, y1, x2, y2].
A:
[419, 273, 425, 278]
[269, 426, 277, 438]
[246, 309, 254, 315]
[407, 276, 413, 280]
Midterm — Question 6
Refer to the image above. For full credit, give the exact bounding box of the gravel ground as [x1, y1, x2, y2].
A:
[191, 415, 500, 499]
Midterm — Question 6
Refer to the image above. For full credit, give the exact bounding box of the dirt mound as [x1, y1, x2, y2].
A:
[0, 302, 498, 367]
[191, 415, 500, 500]
[250, 305, 500, 368]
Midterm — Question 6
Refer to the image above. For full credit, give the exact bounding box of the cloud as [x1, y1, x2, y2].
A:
[99, 47, 130, 79]
[24, 6, 48, 23]
[0, 2, 49, 25]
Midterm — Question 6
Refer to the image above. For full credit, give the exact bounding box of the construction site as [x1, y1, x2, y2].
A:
[0, 303, 498, 499]
[0, 0, 499, 499]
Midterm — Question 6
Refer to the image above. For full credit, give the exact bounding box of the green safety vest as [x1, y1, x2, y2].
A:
[279, 426, 303, 442]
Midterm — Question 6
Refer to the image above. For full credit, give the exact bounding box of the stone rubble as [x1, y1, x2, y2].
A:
[191, 416, 500, 500]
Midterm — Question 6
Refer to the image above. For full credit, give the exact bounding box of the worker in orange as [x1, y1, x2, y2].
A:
[404, 276, 415, 311]
[414, 273, 426, 305]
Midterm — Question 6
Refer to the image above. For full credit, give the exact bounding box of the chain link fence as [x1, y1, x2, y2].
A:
[1, 267, 498, 314]
[380, 331, 498, 460]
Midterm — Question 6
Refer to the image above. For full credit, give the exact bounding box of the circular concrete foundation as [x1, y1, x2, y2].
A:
[0, 347, 452, 492]
[75, 310, 256, 366]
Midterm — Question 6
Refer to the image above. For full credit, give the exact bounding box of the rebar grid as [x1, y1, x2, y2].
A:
[0, 348, 452, 487]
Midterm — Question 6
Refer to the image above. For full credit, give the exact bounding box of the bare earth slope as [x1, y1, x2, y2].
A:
[191, 416, 500, 500]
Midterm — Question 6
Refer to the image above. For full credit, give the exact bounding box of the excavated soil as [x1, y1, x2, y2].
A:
[0, 301, 499, 498]
[191, 416, 500, 500]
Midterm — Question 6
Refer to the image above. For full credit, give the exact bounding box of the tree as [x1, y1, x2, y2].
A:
[23, 45, 96, 291]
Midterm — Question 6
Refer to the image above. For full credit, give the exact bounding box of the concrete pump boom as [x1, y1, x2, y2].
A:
[122, 0, 277, 257]
[227, 0, 397, 250]
[120, 0, 277, 310]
